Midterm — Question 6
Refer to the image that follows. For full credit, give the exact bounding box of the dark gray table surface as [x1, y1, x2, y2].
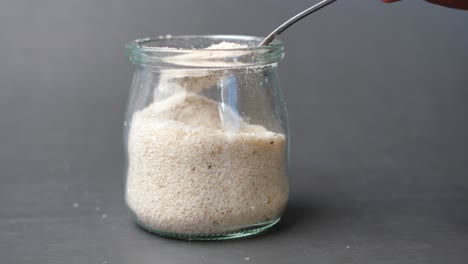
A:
[1, 1, 467, 263]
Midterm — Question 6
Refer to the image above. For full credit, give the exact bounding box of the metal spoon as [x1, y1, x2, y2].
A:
[259, 0, 338, 46]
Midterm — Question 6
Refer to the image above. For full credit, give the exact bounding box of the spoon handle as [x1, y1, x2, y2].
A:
[259, 0, 339, 46]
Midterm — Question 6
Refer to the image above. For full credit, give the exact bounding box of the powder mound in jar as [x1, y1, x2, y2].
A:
[205, 41, 248, 49]
[126, 93, 289, 235]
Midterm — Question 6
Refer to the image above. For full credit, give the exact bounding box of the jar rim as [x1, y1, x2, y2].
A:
[125, 35, 285, 69]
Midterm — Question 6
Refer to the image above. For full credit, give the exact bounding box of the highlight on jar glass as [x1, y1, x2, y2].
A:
[124, 35, 289, 240]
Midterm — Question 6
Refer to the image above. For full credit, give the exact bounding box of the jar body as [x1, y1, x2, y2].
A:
[124, 36, 289, 240]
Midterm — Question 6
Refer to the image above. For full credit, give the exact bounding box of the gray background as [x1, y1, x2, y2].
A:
[1, 0, 467, 263]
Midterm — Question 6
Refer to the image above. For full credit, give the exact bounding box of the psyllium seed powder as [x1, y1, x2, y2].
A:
[126, 93, 288, 235]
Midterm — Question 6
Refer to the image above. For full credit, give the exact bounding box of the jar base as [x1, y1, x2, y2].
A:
[134, 218, 281, 241]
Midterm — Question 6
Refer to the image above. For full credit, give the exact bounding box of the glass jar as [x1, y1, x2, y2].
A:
[124, 35, 289, 240]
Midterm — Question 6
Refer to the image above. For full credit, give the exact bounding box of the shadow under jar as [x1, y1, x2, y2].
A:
[124, 35, 289, 240]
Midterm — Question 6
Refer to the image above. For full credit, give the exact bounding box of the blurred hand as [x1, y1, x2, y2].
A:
[382, 0, 468, 10]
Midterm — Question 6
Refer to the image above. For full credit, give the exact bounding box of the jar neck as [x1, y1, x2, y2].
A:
[125, 35, 284, 69]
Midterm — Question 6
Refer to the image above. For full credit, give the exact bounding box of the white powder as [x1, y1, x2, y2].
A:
[126, 92, 289, 235]
[157, 41, 249, 96]
[162, 41, 251, 68]
[205, 41, 248, 49]
[158, 41, 247, 50]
